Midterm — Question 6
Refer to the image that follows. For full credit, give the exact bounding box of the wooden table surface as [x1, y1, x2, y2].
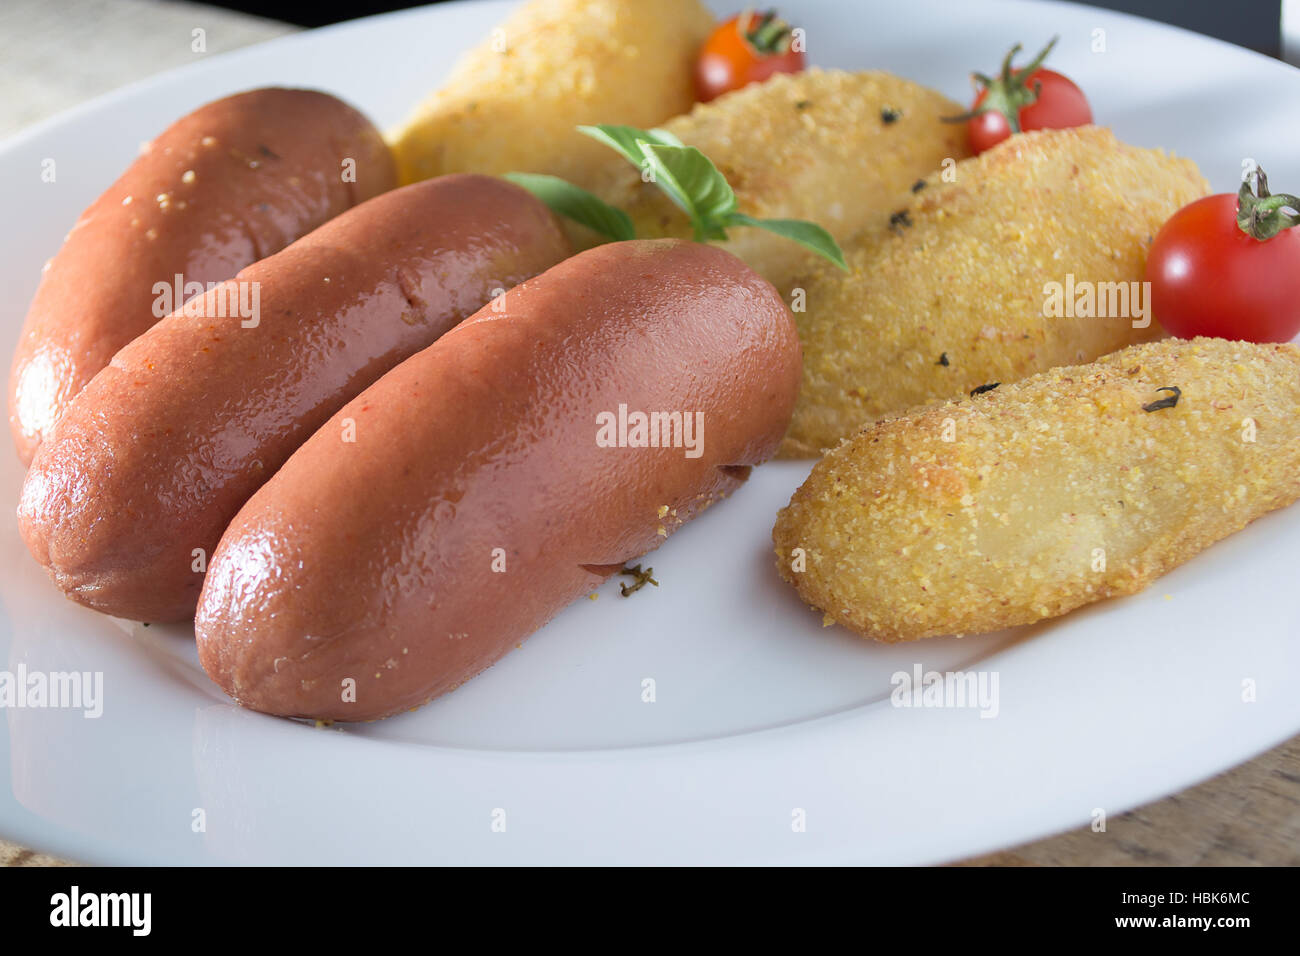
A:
[1, 0, 1297, 867]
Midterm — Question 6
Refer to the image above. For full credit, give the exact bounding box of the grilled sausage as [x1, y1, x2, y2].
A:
[19, 174, 570, 622]
[9, 87, 396, 465]
[196, 239, 801, 720]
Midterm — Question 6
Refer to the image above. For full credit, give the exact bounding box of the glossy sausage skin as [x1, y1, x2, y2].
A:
[8, 87, 396, 465]
[19, 175, 570, 623]
[196, 239, 802, 721]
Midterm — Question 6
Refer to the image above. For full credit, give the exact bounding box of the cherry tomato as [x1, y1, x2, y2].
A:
[694, 10, 805, 103]
[1146, 169, 1300, 343]
[960, 37, 1092, 154]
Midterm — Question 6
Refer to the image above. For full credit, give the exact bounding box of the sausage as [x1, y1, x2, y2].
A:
[195, 239, 801, 721]
[8, 87, 396, 466]
[18, 174, 570, 623]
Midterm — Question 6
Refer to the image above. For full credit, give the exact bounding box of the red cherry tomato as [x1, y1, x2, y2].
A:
[968, 67, 1092, 153]
[962, 38, 1092, 154]
[695, 10, 805, 103]
[1146, 173, 1300, 343]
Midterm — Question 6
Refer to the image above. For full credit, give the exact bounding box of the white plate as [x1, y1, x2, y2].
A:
[3, 0, 1299, 866]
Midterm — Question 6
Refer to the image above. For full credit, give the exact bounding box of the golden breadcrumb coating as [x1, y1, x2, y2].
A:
[782, 125, 1209, 458]
[390, 0, 712, 185]
[773, 337, 1300, 642]
[581, 68, 972, 296]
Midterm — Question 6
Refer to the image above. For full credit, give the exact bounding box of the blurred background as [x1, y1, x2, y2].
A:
[1, 0, 1292, 139]
[203, 0, 1293, 59]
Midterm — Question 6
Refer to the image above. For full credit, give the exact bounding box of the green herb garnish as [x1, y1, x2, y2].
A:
[506, 124, 847, 270]
[618, 564, 659, 597]
[503, 173, 635, 241]
[1142, 386, 1181, 412]
[575, 124, 685, 165]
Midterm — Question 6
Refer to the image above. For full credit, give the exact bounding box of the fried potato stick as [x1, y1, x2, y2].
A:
[583, 68, 971, 296]
[774, 337, 1300, 641]
[391, 0, 713, 186]
[783, 126, 1209, 457]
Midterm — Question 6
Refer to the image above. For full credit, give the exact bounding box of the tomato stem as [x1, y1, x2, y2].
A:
[742, 9, 793, 55]
[1237, 166, 1300, 241]
[944, 36, 1059, 131]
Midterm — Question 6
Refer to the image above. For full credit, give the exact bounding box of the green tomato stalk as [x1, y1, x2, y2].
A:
[1237, 166, 1300, 241]
[945, 36, 1058, 131]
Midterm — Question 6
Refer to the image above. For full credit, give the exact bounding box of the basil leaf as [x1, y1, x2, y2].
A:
[504, 172, 636, 242]
[726, 213, 849, 271]
[638, 142, 737, 242]
[561, 123, 847, 269]
[576, 124, 684, 167]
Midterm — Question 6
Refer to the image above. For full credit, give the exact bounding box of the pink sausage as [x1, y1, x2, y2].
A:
[196, 239, 802, 721]
[19, 174, 570, 622]
[9, 87, 396, 465]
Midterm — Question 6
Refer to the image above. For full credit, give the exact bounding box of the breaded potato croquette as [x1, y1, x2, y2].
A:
[782, 126, 1209, 457]
[391, 0, 712, 185]
[581, 69, 972, 296]
[773, 337, 1300, 642]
